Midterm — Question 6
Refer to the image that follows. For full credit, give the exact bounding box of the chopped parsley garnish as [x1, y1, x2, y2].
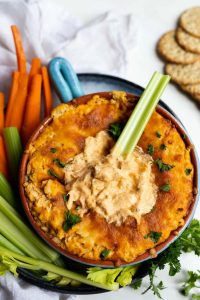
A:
[131, 279, 142, 290]
[100, 249, 110, 259]
[185, 168, 192, 176]
[108, 123, 124, 139]
[182, 134, 187, 140]
[63, 211, 81, 232]
[53, 158, 65, 168]
[147, 144, 154, 155]
[159, 183, 171, 192]
[144, 231, 162, 243]
[47, 169, 61, 179]
[160, 144, 167, 150]
[155, 158, 174, 172]
[63, 194, 69, 202]
[75, 205, 81, 211]
[150, 206, 155, 213]
[50, 148, 57, 153]
[156, 131, 161, 138]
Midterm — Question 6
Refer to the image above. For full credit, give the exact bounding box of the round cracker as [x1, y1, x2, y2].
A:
[180, 82, 200, 94]
[165, 61, 200, 85]
[157, 30, 200, 64]
[192, 93, 200, 102]
[180, 7, 200, 38]
[176, 27, 200, 54]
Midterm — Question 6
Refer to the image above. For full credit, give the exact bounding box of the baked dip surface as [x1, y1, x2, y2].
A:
[24, 92, 194, 264]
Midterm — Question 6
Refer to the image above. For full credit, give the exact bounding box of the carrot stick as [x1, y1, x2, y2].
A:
[0, 136, 8, 178]
[0, 93, 4, 133]
[21, 74, 42, 144]
[5, 71, 20, 127]
[7, 74, 29, 131]
[28, 58, 41, 87]
[41, 66, 53, 117]
[11, 25, 27, 74]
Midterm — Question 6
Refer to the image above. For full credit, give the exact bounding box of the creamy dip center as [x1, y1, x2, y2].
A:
[64, 131, 158, 226]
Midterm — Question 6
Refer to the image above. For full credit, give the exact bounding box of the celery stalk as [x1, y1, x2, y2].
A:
[0, 234, 23, 254]
[0, 246, 117, 291]
[112, 72, 170, 156]
[0, 211, 51, 261]
[0, 173, 16, 207]
[3, 127, 23, 180]
[0, 196, 63, 266]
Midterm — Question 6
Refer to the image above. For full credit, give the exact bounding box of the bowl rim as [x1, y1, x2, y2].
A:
[19, 91, 199, 268]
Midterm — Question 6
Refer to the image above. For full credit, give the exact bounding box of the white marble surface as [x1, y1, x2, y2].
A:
[56, 1, 200, 299]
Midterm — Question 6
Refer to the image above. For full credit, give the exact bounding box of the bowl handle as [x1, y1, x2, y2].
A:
[48, 57, 84, 103]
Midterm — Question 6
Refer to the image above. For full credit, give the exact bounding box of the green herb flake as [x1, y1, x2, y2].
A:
[160, 144, 167, 150]
[156, 131, 161, 138]
[100, 249, 110, 259]
[108, 123, 124, 139]
[63, 211, 81, 232]
[147, 144, 154, 155]
[131, 278, 142, 290]
[182, 134, 187, 140]
[144, 231, 162, 243]
[150, 206, 155, 213]
[159, 183, 171, 192]
[53, 158, 65, 168]
[47, 169, 61, 179]
[50, 148, 57, 153]
[155, 158, 174, 172]
[185, 168, 192, 176]
[181, 270, 200, 297]
[63, 194, 69, 202]
[75, 205, 81, 211]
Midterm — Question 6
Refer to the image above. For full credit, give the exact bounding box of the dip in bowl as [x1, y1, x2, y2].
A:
[20, 91, 199, 267]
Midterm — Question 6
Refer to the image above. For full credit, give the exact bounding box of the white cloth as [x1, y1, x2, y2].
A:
[0, 0, 138, 100]
[0, 0, 138, 298]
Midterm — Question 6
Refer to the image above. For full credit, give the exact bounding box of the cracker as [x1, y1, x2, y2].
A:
[165, 61, 200, 85]
[180, 7, 200, 38]
[180, 82, 200, 94]
[157, 30, 200, 64]
[176, 27, 200, 54]
[192, 93, 200, 102]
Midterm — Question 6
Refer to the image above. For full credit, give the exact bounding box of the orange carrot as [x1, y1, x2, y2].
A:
[0, 93, 4, 132]
[21, 74, 42, 144]
[7, 73, 29, 130]
[11, 25, 27, 74]
[0, 136, 8, 178]
[5, 71, 20, 127]
[28, 58, 41, 87]
[41, 66, 53, 117]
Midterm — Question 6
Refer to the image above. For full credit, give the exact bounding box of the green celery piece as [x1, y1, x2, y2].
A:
[116, 265, 139, 287]
[3, 127, 23, 180]
[57, 277, 72, 286]
[0, 173, 16, 207]
[0, 234, 23, 254]
[0, 246, 117, 291]
[0, 196, 63, 266]
[70, 280, 81, 287]
[0, 211, 51, 261]
[43, 272, 62, 282]
[87, 267, 122, 290]
[112, 72, 170, 156]
[0, 263, 9, 276]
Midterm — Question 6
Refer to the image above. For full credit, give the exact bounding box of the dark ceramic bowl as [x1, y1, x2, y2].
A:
[19, 92, 199, 268]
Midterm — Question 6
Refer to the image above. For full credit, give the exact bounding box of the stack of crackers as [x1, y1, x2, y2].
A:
[157, 7, 200, 102]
